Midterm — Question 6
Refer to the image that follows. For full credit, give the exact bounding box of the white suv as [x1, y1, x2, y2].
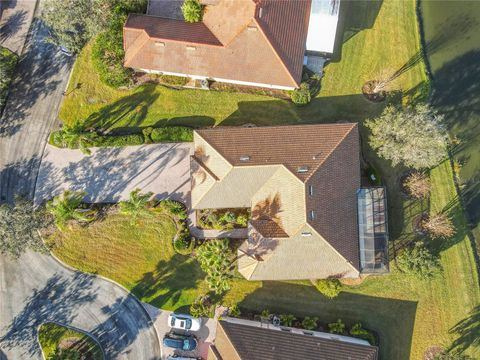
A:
[167, 313, 201, 331]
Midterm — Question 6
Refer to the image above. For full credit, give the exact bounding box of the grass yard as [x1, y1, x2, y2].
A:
[50, 0, 480, 359]
[59, 0, 427, 132]
[38, 322, 103, 359]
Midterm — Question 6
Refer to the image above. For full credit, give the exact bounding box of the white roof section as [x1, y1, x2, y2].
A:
[306, 0, 341, 54]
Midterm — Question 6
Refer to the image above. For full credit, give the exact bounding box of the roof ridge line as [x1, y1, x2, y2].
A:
[304, 123, 358, 182]
[124, 29, 151, 67]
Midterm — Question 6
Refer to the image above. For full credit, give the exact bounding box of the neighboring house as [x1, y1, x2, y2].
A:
[208, 317, 379, 360]
[190, 124, 389, 281]
[123, 0, 341, 90]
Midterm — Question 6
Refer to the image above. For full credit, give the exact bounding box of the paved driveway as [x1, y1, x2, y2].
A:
[0, 251, 161, 359]
[35, 143, 193, 205]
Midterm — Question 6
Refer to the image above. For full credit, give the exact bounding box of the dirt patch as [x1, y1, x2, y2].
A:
[423, 346, 444, 360]
[413, 213, 428, 235]
[362, 80, 387, 102]
[340, 274, 369, 286]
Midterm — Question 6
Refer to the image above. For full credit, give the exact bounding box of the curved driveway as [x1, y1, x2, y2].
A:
[0, 251, 161, 359]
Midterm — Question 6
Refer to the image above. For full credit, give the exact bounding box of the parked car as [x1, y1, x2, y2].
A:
[163, 333, 197, 351]
[168, 313, 201, 331]
[166, 356, 201, 360]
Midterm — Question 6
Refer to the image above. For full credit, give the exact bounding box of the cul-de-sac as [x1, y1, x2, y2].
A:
[0, 0, 479, 359]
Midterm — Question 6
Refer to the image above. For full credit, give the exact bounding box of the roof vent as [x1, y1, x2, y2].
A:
[259, 7, 263, 18]
[247, 25, 257, 31]
[186, 45, 196, 51]
[239, 155, 250, 162]
[301, 232, 312, 237]
[155, 41, 165, 47]
[297, 166, 309, 173]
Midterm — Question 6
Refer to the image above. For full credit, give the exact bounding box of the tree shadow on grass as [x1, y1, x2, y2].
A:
[131, 254, 205, 310]
[237, 281, 417, 360]
[448, 305, 480, 355]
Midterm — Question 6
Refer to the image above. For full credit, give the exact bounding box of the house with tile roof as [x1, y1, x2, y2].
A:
[123, 0, 342, 90]
[208, 317, 379, 360]
[190, 124, 389, 280]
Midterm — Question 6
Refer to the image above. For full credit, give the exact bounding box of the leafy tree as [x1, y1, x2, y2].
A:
[0, 197, 50, 258]
[0, 47, 18, 112]
[196, 239, 233, 294]
[48, 347, 81, 360]
[349, 322, 376, 345]
[328, 318, 346, 334]
[403, 172, 431, 199]
[312, 279, 342, 299]
[422, 213, 455, 239]
[290, 82, 311, 106]
[301, 316, 319, 330]
[397, 242, 441, 279]
[119, 188, 153, 224]
[190, 295, 211, 317]
[434, 352, 474, 360]
[47, 190, 94, 230]
[42, 0, 115, 53]
[52, 123, 96, 155]
[181, 0, 202, 23]
[279, 314, 296, 327]
[365, 104, 447, 169]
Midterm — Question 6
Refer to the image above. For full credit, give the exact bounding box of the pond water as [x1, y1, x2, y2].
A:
[421, 0, 480, 238]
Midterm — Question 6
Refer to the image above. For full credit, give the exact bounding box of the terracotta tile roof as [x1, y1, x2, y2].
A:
[213, 319, 379, 360]
[195, 123, 358, 182]
[250, 219, 289, 238]
[124, 0, 311, 88]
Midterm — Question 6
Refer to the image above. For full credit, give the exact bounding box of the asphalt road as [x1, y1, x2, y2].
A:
[0, 3, 162, 359]
[0, 251, 161, 359]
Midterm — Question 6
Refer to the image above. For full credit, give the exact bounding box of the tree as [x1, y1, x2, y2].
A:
[403, 172, 431, 199]
[42, 0, 115, 53]
[189, 295, 211, 318]
[397, 242, 441, 279]
[195, 239, 233, 294]
[119, 188, 153, 224]
[349, 322, 376, 345]
[422, 213, 455, 239]
[365, 104, 447, 169]
[181, 0, 202, 23]
[328, 318, 346, 334]
[0, 197, 50, 258]
[279, 314, 296, 327]
[48, 347, 81, 360]
[47, 190, 94, 230]
[312, 279, 342, 299]
[52, 123, 96, 155]
[290, 82, 311, 106]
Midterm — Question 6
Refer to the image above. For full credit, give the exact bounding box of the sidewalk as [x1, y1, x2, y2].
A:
[0, 0, 37, 54]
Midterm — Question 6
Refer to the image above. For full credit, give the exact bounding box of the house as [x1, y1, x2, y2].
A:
[123, 0, 342, 90]
[208, 317, 379, 360]
[190, 124, 389, 281]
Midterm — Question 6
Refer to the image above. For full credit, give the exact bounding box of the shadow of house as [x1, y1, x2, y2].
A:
[237, 281, 417, 360]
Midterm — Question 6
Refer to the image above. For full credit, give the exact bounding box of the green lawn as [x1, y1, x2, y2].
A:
[38, 323, 103, 359]
[51, 0, 480, 359]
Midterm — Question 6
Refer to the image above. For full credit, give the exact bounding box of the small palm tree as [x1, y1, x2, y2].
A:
[53, 122, 95, 155]
[119, 189, 154, 224]
[47, 190, 93, 230]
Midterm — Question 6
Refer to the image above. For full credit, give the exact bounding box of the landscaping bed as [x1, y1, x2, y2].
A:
[196, 208, 250, 230]
[38, 323, 103, 360]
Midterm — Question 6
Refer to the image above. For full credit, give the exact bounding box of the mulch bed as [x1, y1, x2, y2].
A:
[362, 80, 387, 102]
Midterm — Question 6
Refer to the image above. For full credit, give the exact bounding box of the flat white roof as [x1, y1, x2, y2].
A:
[306, 0, 340, 53]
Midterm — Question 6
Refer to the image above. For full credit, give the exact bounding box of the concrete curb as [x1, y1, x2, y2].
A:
[36, 321, 106, 360]
[46, 248, 163, 358]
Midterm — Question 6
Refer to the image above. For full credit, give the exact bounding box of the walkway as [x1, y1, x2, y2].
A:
[34, 143, 193, 205]
[0, 0, 37, 54]
[0, 251, 162, 359]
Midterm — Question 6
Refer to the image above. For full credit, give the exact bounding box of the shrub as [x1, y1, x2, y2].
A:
[142, 127, 154, 143]
[174, 231, 193, 255]
[261, 309, 270, 319]
[236, 214, 249, 227]
[349, 322, 376, 345]
[301, 316, 319, 330]
[0, 47, 18, 114]
[190, 295, 212, 318]
[159, 75, 189, 86]
[196, 239, 233, 294]
[93, 133, 145, 147]
[313, 279, 342, 299]
[229, 304, 241, 317]
[279, 314, 296, 327]
[397, 242, 441, 279]
[328, 319, 346, 334]
[181, 0, 202, 23]
[422, 213, 455, 239]
[290, 82, 311, 106]
[403, 172, 431, 199]
[150, 127, 194, 143]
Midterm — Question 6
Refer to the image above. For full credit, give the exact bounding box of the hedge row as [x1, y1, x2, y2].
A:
[150, 127, 193, 142]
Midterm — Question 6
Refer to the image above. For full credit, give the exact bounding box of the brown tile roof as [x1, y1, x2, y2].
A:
[250, 219, 289, 238]
[123, 0, 311, 88]
[196, 123, 358, 182]
[215, 320, 379, 360]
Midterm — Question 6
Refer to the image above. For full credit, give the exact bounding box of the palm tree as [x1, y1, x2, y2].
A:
[47, 190, 94, 230]
[53, 122, 95, 155]
[119, 189, 154, 224]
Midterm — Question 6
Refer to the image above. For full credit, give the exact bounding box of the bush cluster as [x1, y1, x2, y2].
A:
[349, 322, 377, 346]
[181, 0, 203, 23]
[158, 75, 189, 86]
[312, 279, 342, 299]
[190, 295, 212, 318]
[151, 127, 194, 142]
[290, 82, 311, 106]
[158, 199, 193, 255]
[397, 241, 441, 279]
[198, 209, 249, 230]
